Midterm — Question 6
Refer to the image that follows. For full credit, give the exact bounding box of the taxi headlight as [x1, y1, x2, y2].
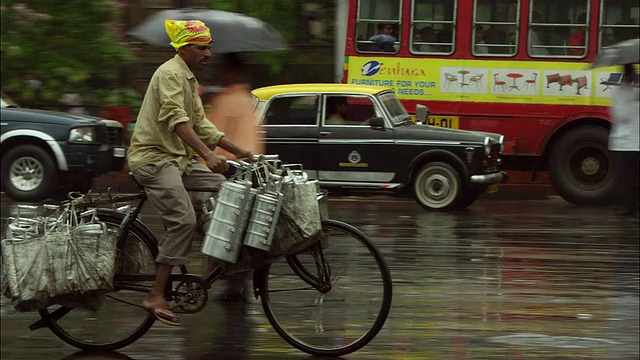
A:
[69, 126, 96, 143]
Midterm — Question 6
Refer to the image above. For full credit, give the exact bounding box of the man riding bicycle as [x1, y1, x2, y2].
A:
[127, 19, 254, 326]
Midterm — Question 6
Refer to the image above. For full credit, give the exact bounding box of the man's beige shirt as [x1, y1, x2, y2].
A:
[127, 55, 224, 174]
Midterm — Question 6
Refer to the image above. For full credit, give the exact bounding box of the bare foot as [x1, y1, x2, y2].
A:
[143, 292, 179, 326]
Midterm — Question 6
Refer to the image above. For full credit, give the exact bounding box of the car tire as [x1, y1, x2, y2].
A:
[548, 126, 614, 206]
[1, 145, 56, 202]
[413, 162, 462, 211]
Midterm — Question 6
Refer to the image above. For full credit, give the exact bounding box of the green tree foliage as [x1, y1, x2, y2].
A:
[0, 1, 135, 104]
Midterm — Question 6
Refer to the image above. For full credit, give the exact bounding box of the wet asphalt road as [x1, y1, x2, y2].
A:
[1, 193, 638, 360]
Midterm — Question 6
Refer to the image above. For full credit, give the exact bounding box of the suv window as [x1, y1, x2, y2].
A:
[264, 96, 319, 126]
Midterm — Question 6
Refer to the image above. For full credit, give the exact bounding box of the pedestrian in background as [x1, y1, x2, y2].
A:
[608, 62, 639, 215]
[199, 52, 263, 301]
[207, 53, 262, 160]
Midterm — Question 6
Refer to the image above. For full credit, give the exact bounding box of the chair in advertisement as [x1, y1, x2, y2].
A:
[443, 73, 458, 91]
[600, 72, 623, 91]
[574, 76, 588, 95]
[469, 74, 484, 90]
[546, 73, 561, 88]
[524, 73, 538, 90]
[493, 73, 507, 91]
[559, 75, 574, 91]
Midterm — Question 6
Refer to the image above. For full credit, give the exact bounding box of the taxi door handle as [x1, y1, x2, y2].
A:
[319, 131, 332, 136]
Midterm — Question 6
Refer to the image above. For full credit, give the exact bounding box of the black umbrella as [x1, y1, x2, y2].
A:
[127, 8, 289, 53]
[591, 38, 639, 69]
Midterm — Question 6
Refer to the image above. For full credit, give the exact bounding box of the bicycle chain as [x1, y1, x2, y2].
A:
[172, 277, 209, 313]
[105, 275, 209, 314]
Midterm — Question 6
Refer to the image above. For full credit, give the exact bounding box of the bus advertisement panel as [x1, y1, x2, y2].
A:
[348, 58, 618, 108]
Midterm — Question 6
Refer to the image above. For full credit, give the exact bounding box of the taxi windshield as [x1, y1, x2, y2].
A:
[253, 97, 267, 125]
[377, 91, 410, 125]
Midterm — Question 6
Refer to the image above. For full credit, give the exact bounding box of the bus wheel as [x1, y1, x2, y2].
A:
[548, 126, 614, 206]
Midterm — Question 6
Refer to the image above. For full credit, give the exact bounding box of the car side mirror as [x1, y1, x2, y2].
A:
[415, 104, 430, 123]
[369, 117, 385, 130]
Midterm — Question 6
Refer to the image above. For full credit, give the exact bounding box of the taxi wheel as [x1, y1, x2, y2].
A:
[413, 162, 462, 211]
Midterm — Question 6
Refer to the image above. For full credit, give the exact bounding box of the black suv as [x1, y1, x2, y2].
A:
[252, 84, 508, 211]
[1, 98, 126, 202]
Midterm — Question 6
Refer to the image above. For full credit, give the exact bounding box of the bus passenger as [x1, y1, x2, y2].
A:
[568, 13, 587, 56]
[435, 28, 453, 52]
[413, 26, 436, 52]
[369, 23, 397, 52]
[547, 17, 572, 55]
[412, 29, 424, 51]
[529, 12, 549, 56]
[474, 25, 489, 54]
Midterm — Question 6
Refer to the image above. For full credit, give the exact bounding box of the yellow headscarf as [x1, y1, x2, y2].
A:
[165, 19, 212, 51]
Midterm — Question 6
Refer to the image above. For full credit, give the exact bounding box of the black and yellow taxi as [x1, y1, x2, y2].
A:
[252, 84, 507, 210]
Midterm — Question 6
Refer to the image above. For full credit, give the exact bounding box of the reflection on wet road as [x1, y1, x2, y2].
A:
[1, 195, 638, 359]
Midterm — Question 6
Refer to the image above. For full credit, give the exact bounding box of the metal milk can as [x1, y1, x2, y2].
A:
[243, 169, 284, 252]
[200, 167, 254, 263]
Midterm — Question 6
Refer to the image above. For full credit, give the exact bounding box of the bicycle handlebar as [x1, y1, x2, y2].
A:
[227, 154, 279, 170]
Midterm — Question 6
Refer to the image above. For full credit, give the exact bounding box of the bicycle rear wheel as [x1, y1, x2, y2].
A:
[38, 209, 158, 351]
[256, 219, 393, 357]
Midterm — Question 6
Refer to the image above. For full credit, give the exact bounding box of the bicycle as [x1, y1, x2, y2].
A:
[25, 156, 393, 357]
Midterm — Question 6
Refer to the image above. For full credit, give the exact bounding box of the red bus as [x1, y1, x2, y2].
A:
[337, 0, 639, 205]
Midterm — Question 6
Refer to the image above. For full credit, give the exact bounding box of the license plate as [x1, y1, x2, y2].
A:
[113, 148, 126, 158]
[426, 116, 459, 129]
[487, 184, 499, 193]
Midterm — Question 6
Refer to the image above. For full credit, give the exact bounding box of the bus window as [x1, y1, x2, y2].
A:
[528, 0, 590, 58]
[355, 0, 402, 53]
[473, 0, 520, 56]
[410, 0, 457, 55]
[600, 0, 640, 48]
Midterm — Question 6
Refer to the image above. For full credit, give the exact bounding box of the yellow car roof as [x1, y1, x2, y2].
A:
[252, 83, 392, 100]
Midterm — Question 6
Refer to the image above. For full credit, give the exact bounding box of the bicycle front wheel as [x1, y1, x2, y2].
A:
[38, 209, 158, 351]
[257, 219, 393, 357]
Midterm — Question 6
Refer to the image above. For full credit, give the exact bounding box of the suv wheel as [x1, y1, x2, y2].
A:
[1, 145, 56, 202]
[413, 162, 462, 211]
